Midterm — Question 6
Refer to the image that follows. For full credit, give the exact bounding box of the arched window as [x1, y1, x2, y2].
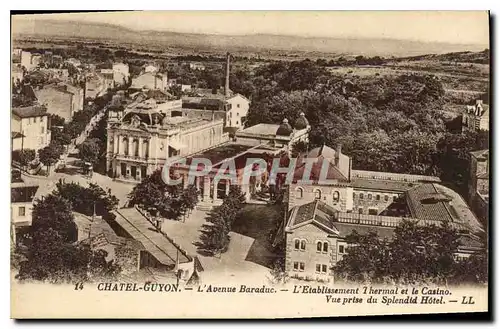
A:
[314, 189, 322, 200]
[133, 138, 139, 157]
[122, 137, 129, 155]
[368, 194, 372, 200]
[317, 241, 322, 252]
[376, 194, 380, 201]
[359, 193, 364, 200]
[333, 191, 340, 202]
[300, 240, 306, 251]
[294, 239, 300, 250]
[323, 242, 328, 253]
[296, 187, 304, 199]
[143, 140, 149, 158]
[384, 195, 389, 202]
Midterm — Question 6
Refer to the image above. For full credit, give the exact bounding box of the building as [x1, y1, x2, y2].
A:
[73, 212, 144, 275]
[34, 83, 84, 121]
[284, 197, 484, 282]
[181, 53, 250, 129]
[12, 105, 51, 151]
[12, 65, 24, 85]
[85, 73, 109, 99]
[462, 100, 489, 132]
[21, 51, 40, 71]
[189, 62, 206, 71]
[99, 69, 116, 91]
[112, 63, 130, 86]
[111, 206, 198, 283]
[283, 145, 485, 282]
[469, 149, 489, 225]
[65, 58, 82, 67]
[11, 180, 39, 244]
[130, 72, 168, 92]
[106, 91, 228, 183]
[143, 64, 159, 73]
[235, 114, 310, 150]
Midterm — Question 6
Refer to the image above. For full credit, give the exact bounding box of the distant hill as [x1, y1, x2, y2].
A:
[395, 50, 490, 64]
[12, 19, 488, 57]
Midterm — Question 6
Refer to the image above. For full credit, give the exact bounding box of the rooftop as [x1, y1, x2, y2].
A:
[186, 142, 254, 166]
[287, 199, 483, 245]
[114, 207, 190, 266]
[352, 179, 417, 192]
[12, 105, 47, 118]
[237, 123, 280, 136]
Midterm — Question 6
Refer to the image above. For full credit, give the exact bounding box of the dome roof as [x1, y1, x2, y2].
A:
[294, 112, 309, 130]
[276, 118, 293, 136]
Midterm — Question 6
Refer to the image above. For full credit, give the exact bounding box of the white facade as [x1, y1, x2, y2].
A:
[225, 94, 250, 128]
[11, 109, 51, 151]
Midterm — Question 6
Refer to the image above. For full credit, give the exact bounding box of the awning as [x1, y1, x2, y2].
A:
[169, 140, 186, 150]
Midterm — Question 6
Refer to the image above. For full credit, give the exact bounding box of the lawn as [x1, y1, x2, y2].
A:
[231, 204, 282, 269]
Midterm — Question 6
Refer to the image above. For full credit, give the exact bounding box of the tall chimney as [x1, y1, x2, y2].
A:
[224, 52, 230, 98]
[336, 144, 342, 166]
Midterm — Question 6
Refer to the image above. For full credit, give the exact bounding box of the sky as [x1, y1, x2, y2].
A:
[13, 11, 490, 45]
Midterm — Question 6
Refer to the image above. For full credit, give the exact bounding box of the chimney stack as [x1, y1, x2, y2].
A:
[224, 52, 230, 98]
[336, 144, 342, 166]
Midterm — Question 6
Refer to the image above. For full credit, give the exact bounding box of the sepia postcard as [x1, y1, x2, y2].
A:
[10, 11, 490, 319]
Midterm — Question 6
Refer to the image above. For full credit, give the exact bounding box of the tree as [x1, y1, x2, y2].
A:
[12, 149, 36, 169]
[49, 114, 65, 128]
[77, 138, 102, 167]
[334, 220, 477, 285]
[197, 185, 245, 256]
[334, 231, 391, 284]
[16, 227, 120, 283]
[38, 143, 63, 174]
[129, 170, 199, 221]
[31, 194, 78, 243]
[52, 180, 119, 217]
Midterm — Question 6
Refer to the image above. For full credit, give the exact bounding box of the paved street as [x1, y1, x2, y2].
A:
[161, 208, 273, 284]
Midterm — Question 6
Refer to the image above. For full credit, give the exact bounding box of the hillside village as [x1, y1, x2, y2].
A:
[11, 36, 489, 286]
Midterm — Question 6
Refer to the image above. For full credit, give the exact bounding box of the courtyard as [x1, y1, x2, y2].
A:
[160, 203, 283, 283]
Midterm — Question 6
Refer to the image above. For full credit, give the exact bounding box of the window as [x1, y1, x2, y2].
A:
[323, 242, 328, 253]
[236, 121, 239, 125]
[300, 240, 306, 251]
[384, 195, 389, 202]
[368, 208, 378, 215]
[296, 187, 304, 199]
[317, 241, 328, 253]
[230, 112, 232, 118]
[293, 262, 299, 271]
[360, 193, 364, 200]
[376, 194, 380, 201]
[333, 191, 340, 202]
[314, 189, 322, 200]
[316, 264, 328, 274]
[34, 117, 37, 123]
[358, 208, 363, 214]
[295, 239, 306, 251]
[18, 206, 26, 217]
[352, 192, 356, 199]
[236, 112, 240, 116]
[317, 242, 322, 252]
[339, 245, 345, 254]
[368, 194, 372, 200]
[237, 104, 240, 108]
[294, 239, 300, 250]
[299, 262, 305, 271]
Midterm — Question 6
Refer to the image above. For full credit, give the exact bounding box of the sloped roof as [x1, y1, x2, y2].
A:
[406, 184, 454, 222]
[113, 207, 191, 266]
[12, 105, 47, 118]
